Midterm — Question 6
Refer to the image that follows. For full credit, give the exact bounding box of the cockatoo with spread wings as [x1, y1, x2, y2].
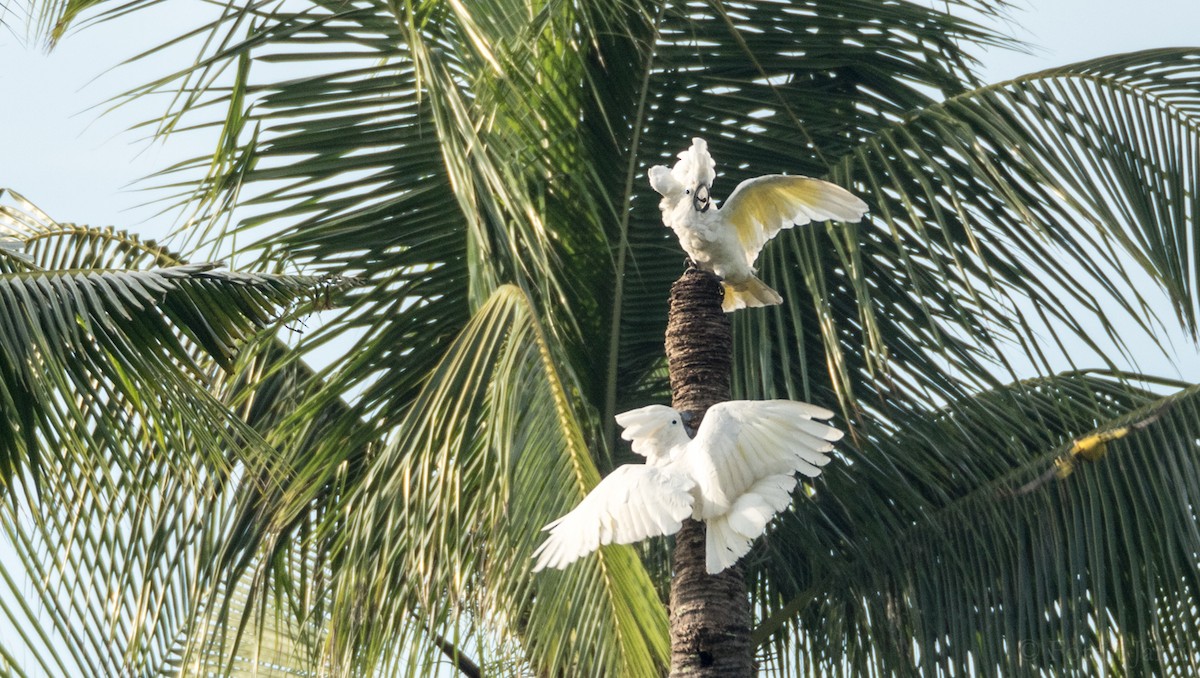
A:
[649, 137, 869, 312]
[532, 400, 843, 574]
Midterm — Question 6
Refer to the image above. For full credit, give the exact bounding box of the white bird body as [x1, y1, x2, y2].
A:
[668, 207, 746, 281]
[649, 138, 869, 311]
[532, 400, 843, 574]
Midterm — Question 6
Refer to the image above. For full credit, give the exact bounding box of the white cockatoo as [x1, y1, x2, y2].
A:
[532, 400, 843, 574]
[649, 137, 869, 312]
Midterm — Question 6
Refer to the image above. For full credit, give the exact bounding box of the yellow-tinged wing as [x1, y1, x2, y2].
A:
[721, 175, 869, 264]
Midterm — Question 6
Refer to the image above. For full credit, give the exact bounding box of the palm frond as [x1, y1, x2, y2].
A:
[727, 48, 1200, 430]
[330, 284, 668, 676]
[0, 190, 349, 676]
[753, 371, 1200, 675]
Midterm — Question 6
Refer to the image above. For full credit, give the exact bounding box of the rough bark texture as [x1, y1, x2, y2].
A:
[665, 268, 754, 677]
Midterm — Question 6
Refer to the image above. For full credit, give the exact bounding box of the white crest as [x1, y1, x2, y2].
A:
[669, 137, 716, 190]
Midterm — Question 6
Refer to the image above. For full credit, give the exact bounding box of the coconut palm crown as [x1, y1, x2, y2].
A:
[8, 0, 1200, 675]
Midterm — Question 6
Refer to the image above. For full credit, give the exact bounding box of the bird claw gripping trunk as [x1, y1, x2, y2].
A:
[665, 268, 754, 676]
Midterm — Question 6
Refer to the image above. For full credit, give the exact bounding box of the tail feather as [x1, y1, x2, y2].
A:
[704, 474, 799, 573]
[705, 515, 745, 574]
[721, 275, 782, 312]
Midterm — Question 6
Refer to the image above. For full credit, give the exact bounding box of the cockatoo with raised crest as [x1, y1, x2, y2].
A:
[649, 137, 869, 312]
[532, 400, 843, 574]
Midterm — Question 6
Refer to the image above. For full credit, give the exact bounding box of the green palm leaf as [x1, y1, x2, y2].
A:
[740, 48, 1200, 417]
[331, 284, 667, 676]
[0, 189, 334, 481]
[0, 190, 349, 676]
[753, 371, 1200, 675]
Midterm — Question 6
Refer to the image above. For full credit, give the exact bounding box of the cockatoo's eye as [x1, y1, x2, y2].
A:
[671, 419, 678, 425]
[693, 184, 711, 212]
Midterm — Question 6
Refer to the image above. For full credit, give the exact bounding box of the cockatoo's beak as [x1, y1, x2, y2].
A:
[693, 184, 711, 212]
[679, 410, 699, 435]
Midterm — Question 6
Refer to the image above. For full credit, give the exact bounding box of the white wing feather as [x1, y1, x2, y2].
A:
[687, 399, 842, 572]
[531, 465, 695, 572]
[535, 397, 844, 575]
[705, 474, 798, 573]
[687, 400, 842, 520]
[720, 175, 869, 264]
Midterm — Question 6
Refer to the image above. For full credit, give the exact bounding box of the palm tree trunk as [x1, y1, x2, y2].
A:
[665, 268, 753, 676]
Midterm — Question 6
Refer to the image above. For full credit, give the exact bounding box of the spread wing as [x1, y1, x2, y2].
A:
[532, 464, 695, 572]
[686, 399, 843, 520]
[720, 175, 869, 264]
